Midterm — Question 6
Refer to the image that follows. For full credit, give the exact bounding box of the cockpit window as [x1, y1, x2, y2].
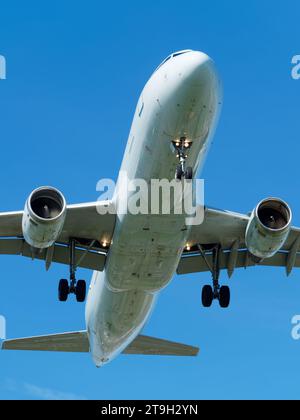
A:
[162, 55, 172, 65]
[173, 51, 190, 57]
[154, 55, 172, 72]
[154, 50, 192, 73]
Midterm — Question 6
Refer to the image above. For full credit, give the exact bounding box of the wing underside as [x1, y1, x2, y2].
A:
[179, 206, 300, 276]
[0, 201, 116, 271]
[178, 248, 299, 276]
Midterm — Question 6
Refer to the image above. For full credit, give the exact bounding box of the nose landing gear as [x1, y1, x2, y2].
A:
[58, 238, 86, 303]
[173, 137, 193, 180]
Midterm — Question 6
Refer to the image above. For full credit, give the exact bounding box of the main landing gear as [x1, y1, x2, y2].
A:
[58, 239, 86, 303]
[199, 244, 231, 309]
[173, 137, 193, 181]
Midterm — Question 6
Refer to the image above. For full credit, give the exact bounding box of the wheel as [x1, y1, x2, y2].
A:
[202, 285, 213, 307]
[75, 280, 86, 302]
[175, 165, 184, 181]
[58, 279, 69, 302]
[219, 285, 230, 308]
[185, 166, 193, 180]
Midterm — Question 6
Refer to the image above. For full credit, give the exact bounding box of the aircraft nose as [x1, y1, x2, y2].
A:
[182, 51, 219, 86]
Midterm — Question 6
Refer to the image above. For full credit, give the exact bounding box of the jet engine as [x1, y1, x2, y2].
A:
[245, 197, 292, 260]
[22, 186, 67, 249]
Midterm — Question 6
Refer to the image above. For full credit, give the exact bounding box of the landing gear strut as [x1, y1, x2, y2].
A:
[199, 244, 231, 309]
[173, 137, 193, 180]
[58, 238, 86, 303]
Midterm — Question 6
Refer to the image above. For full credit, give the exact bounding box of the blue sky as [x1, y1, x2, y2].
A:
[0, 0, 300, 400]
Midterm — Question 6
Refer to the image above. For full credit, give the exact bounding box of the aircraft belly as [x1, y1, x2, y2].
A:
[105, 213, 189, 292]
[86, 270, 157, 365]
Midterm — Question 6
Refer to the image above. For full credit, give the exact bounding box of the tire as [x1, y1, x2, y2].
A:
[219, 286, 230, 308]
[58, 279, 69, 302]
[185, 167, 193, 180]
[76, 280, 86, 303]
[175, 165, 184, 181]
[202, 285, 213, 308]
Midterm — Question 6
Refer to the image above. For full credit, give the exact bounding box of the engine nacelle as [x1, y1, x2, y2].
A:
[22, 186, 66, 249]
[245, 198, 292, 260]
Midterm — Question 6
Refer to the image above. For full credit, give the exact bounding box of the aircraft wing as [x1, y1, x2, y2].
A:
[2, 331, 199, 356]
[0, 201, 116, 271]
[178, 206, 300, 277]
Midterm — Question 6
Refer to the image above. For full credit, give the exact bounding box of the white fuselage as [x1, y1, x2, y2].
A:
[85, 50, 221, 366]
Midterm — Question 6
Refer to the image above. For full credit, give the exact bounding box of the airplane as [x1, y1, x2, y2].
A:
[1, 49, 299, 367]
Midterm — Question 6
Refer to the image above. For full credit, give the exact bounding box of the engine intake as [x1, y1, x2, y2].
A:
[245, 198, 292, 260]
[22, 186, 66, 249]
